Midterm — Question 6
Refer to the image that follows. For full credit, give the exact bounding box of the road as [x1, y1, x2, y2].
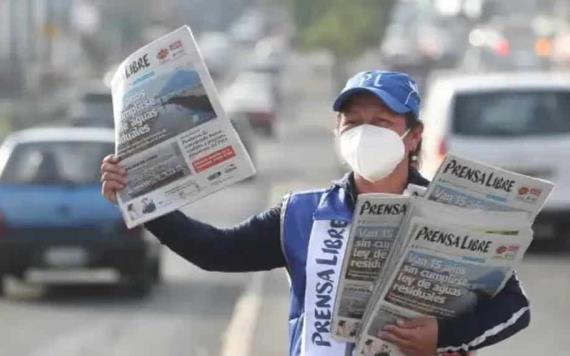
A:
[1, 53, 569, 356]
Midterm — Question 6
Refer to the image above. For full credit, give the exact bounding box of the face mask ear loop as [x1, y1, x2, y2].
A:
[400, 128, 411, 139]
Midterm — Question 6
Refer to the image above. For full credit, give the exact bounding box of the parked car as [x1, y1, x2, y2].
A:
[421, 72, 570, 244]
[0, 127, 161, 296]
[222, 71, 277, 136]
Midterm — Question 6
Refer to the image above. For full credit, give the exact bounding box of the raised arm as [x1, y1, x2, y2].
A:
[101, 154, 286, 272]
[144, 207, 286, 272]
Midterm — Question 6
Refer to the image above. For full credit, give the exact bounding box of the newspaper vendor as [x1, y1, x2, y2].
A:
[101, 70, 530, 356]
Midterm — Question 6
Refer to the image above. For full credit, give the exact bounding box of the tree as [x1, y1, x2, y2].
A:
[288, 0, 395, 89]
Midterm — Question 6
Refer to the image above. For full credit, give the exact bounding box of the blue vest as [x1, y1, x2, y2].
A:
[280, 184, 354, 356]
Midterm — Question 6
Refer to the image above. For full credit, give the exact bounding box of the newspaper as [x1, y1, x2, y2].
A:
[356, 213, 532, 356]
[425, 154, 554, 221]
[333, 155, 553, 355]
[331, 194, 409, 342]
[364, 197, 530, 323]
[110, 26, 255, 227]
[352, 154, 554, 355]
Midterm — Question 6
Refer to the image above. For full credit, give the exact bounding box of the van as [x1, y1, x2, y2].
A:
[421, 72, 570, 245]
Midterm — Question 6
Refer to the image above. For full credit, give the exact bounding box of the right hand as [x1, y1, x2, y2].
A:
[100, 154, 128, 204]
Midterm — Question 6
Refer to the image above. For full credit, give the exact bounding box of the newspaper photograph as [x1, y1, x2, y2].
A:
[425, 154, 554, 222]
[356, 216, 532, 356]
[331, 194, 409, 342]
[111, 26, 255, 227]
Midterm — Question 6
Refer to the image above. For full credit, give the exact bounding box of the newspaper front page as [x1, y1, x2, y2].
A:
[425, 154, 554, 221]
[356, 215, 532, 356]
[331, 194, 409, 342]
[375, 197, 528, 295]
[359, 197, 530, 339]
[111, 26, 255, 227]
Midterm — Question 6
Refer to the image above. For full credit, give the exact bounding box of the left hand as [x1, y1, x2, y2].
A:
[379, 318, 438, 356]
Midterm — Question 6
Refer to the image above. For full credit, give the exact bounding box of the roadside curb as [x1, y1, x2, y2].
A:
[220, 272, 264, 356]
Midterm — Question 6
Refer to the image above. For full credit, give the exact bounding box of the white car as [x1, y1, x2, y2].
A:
[421, 72, 570, 243]
[221, 71, 276, 136]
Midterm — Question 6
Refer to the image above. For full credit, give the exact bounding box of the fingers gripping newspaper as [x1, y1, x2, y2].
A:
[111, 26, 255, 227]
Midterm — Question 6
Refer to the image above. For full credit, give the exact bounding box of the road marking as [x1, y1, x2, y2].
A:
[220, 272, 263, 356]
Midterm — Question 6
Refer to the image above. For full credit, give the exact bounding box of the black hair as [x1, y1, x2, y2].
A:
[405, 112, 423, 168]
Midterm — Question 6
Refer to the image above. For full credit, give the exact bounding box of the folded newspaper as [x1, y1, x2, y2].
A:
[329, 154, 554, 355]
[356, 213, 532, 356]
[424, 154, 554, 221]
[111, 26, 255, 227]
[331, 194, 409, 342]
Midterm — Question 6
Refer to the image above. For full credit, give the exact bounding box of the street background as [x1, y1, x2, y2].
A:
[1, 0, 570, 355]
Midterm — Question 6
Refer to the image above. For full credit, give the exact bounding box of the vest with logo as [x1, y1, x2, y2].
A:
[280, 184, 354, 356]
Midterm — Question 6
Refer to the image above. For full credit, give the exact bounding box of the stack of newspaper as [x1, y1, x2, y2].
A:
[331, 154, 554, 356]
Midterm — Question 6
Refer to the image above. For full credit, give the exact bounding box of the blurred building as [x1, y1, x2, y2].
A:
[0, 0, 86, 98]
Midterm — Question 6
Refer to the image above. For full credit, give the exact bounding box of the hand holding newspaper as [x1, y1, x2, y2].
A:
[110, 26, 255, 227]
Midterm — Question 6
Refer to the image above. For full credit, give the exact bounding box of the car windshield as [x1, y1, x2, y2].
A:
[452, 90, 570, 136]
[0, 141, 114, 185]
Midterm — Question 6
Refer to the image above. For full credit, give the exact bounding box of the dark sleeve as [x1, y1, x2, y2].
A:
[144, 206, 286, 272]
[436, 272, 530, 353]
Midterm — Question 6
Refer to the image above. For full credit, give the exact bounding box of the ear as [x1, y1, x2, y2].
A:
[406, 124, 423, 152]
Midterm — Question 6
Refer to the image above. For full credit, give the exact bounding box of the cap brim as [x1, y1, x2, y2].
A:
[332, 87, 411, 114]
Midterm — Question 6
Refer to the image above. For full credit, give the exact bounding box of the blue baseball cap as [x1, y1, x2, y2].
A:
[333, 70, 421, 117]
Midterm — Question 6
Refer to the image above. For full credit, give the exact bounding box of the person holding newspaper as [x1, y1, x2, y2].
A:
[101, 70, 530, 356]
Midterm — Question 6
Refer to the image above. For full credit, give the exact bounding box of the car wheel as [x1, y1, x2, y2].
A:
[128, 272, 152, 297]
[150, 258, 161, 284]
[125, 260, 155, 297]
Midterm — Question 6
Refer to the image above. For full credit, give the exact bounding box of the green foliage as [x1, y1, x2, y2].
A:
[290, 0, 394, 59]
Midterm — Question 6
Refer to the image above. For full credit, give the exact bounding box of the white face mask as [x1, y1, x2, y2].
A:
[339, 124, 410, 182]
